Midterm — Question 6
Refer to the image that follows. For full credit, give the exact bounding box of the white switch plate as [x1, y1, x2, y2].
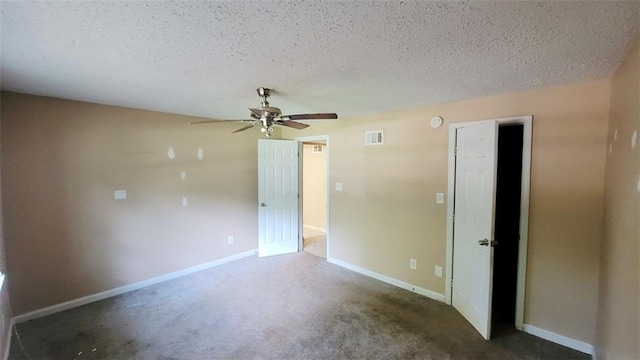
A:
[435, 265, 443, 278]
[335, 182, 343, 191]
[228, 236, 234, 245]
[114, 190, 127, 200]
[410, 259, 417, 270]
[436, 193, 445, 204]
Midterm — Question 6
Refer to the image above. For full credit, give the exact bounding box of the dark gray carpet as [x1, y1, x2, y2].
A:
[10, 252, 588, 360]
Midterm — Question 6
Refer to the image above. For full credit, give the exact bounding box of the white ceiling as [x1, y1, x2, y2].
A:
[1, 1, 639, 120]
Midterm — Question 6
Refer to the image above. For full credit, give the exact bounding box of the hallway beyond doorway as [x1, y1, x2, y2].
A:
[303, 226, 326, 258]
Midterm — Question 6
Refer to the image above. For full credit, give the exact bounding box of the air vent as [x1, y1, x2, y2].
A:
[312, 145, 324, 153]
[365, 130, 384, 145]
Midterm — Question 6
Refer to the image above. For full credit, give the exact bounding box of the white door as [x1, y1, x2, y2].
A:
[258, 139, 299, 257]
[452, 120, 499, 339]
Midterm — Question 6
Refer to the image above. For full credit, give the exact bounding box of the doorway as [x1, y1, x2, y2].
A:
[445, 116, 532, 339]
[491, 124, 524, 338]
[296, 136, 330, 259]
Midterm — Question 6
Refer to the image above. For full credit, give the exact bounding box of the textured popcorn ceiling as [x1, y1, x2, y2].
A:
[1, 1, 639, 120]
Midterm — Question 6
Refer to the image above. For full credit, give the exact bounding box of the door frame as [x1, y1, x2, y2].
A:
[445, 115, 532, 330]
[295, 135, 330, 258]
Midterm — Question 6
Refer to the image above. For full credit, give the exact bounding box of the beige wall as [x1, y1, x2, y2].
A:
[1, 92, 261, 315]
[303, 144, 327, 230]
[0, 100, 13, 358]
[596, 37, 639, 360]
[283, 79, 611, 345]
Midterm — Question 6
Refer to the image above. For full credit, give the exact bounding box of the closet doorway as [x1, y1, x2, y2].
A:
[298, 137, 328, 259]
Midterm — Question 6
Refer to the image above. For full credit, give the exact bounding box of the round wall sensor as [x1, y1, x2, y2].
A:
[430, 116, 443, 128]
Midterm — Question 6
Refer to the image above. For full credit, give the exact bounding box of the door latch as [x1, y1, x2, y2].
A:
[478, 239, 498, 247]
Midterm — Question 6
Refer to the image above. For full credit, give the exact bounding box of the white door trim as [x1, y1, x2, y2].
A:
[445, 115, 532, 331]
[295, 135, 330, 259]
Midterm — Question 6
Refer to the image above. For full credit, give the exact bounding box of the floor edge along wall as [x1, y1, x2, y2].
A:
[9, 249, 593, 357]
[12, 250, 258, 324]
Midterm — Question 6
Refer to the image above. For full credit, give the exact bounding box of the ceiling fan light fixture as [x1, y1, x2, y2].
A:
[191, 87, 337, 137]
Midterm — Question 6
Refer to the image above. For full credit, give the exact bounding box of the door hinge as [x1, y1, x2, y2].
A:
[454, 147, 457, 156]
[450, 279, 453, 288]
[452, 213, 455, 222]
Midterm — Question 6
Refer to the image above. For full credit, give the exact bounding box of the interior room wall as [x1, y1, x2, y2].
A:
[283, 78, 611, 345]
[303, 144, 327, 231]
[1, 92, 261, 316]
[0, 77, 615, 348]
[595, 36, 639, 360]
[0, 102, 13, 358]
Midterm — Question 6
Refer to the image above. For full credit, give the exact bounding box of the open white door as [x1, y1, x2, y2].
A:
[258, 139, 299, 257]
[452, 120, 499, 339]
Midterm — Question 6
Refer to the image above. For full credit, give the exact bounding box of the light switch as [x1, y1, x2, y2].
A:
[335, 182, 343, 191]
[436, 192, 445, 204]
[114, 190, 127, 200]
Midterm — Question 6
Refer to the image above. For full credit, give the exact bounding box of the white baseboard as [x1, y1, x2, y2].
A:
[327, 257, 445, 303]
[523, 324, 594, 355]
[303, 224, 326, 233]
[13, 249, 257, 324]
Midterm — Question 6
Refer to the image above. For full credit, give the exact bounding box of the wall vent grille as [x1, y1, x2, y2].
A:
[365, 130, 384, 145]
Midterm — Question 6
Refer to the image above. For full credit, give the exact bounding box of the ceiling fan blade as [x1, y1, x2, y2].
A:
[284, 113, 338, 120]
[250, 108, 266, 118]
[190, 120, 229, 124]
[190, 119, 252, 125]
[232, 124, 256, 133]
[278, 120, 310, 130]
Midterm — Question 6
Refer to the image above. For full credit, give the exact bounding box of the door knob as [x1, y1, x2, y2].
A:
[260, 203, 266, 207]
[478, 239, 498, 247]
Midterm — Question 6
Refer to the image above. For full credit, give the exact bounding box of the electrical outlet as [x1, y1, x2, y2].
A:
[227, 236, 234, 245]
[435, 265, 443, 278]
[410, 259, 417, 270]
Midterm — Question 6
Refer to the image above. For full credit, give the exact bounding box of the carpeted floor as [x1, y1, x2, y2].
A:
[10, 252, 589, 360]
[303, 227, 326, 258]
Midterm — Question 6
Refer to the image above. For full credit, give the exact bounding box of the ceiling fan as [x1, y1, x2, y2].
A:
[190, 87, 338, 137]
